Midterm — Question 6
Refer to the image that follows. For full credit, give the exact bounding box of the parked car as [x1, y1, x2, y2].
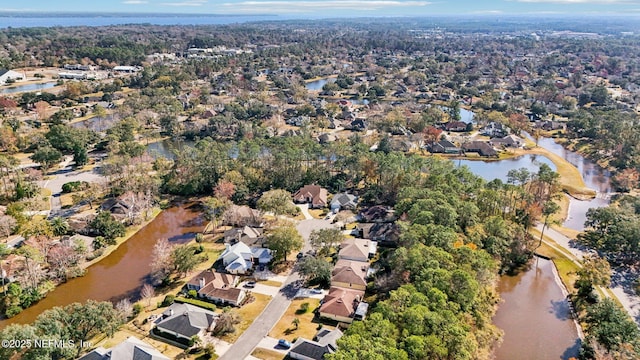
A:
[296, 252, 304, 259]
[244, 281, 256, 288]
[310, 289, 323, 294]
[278, 339, 292, 349]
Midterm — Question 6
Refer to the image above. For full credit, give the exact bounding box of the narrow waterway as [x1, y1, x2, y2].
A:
[0, 204, 204, 328]
[493, 258, 581, 360]
[535, 137, 613, 231]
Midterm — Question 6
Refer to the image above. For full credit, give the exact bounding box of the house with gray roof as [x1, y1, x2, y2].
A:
[289, 327, 344, 360]
[153, 303, 217, 344]
[330, 193, 358, 213]
[78, 336, 169, 360]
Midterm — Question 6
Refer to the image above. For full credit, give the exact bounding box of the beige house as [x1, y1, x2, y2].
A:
[319, 287, 365, 324]
[331, 259, 369, 291]
[186, 270, 245, 307]
[293, 185, 328, 209]
[338, 238, 377, 262]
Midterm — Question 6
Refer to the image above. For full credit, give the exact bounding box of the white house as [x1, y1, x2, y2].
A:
[0, 69, 25, 85]
[217, 242, 272, 274]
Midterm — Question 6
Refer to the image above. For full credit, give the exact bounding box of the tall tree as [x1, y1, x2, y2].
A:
[267, 224, 303, 262]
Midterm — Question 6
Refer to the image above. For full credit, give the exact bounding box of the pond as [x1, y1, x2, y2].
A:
[305, 77, 335, 91]
[0, 204, 204, 328]
[493, 257, 581, 360]
[455, 154, 556, 183]
[0, 82, 57, 95]
[146, 138, 196, 160]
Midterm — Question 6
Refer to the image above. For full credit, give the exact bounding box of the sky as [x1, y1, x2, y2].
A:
[2, 0, 640, 17]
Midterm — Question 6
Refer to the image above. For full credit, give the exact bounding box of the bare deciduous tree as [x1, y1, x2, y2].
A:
[140, 283, 155, 307]
[150, 238, 173, 284]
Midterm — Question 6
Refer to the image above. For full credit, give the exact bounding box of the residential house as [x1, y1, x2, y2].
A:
[153, 303, 217, 345]
[443, 121, 468, 132]
[359, 205, 395, 223]
[319, 287, 366, 324]
[338, 238, 377, 262]
[293, 185, 329, 209]
[327, 118, 342, 129]
[462, 141, 498, 157]
[480, 122, 508, 137]
[217, 242, 272, 274]
[186, 270, 245, 307]
[0, 254, 26, 283]
[223, 226, 265, 247]
[489, 134, 523, 148]
[288, 327, 344, 360]
[348, 118, 367, 131]
[222, 205, 263, 227]
[78, 336, 169, 360]
[99, 192, 142, 221]
[357, 222, 400, 246]
[318, 133, 337, 144]
[426, 140, 461, 154]
[0, 69, 25, 85]
[330, 193, 358, 213]
[331, 259, 369, 290]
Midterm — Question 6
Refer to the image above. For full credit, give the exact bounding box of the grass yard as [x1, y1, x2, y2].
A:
[258, 279, 283, 287]
[516, 146, 596, 199]
[251, 348, 286, 360]
[221, 293, 272, 343]
[268, 298, 324, 342]
[534, 241, 579, 295]
[308, 209, 327, 219]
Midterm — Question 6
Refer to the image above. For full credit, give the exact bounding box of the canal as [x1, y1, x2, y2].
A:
[0, 204, 203, 328]
[493, 258, 581, 360]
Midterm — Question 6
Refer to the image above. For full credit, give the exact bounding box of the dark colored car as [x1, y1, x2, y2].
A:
[278, 339, 292, 349]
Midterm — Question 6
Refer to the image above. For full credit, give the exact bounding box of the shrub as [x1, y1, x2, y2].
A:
[174, 296, 217, 311]
[133, 303, 143, 316]
[62, 181, 82, 193]
[161, 295, 175, 307]
[188, 289, 198, 298]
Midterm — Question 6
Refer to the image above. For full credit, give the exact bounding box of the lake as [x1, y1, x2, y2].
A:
[0, 82, 56, 95]
[455, 154, 556, 183]
[305, 77, 335, 91]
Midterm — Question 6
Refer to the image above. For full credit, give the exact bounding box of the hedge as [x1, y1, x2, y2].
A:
[174, 296, 217, 312]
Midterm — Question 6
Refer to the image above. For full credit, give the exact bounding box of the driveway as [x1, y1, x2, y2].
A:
[254, 336, 290, 355]
[218, 272, 303, 360]
[239, 280, 281, 297]
[538, 224, 640, 325]
[40, 157, 105, 217]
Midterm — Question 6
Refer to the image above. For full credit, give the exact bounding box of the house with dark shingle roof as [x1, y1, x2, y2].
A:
[153, 303, 217, 343]
[78, 336, 169, 360]
[462, 141, 498, 157]
[330, 193, 358, 213]
[288, 327, 344, 360]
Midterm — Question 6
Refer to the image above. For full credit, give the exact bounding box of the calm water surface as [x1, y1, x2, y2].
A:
[456, 154, 556, 183]
[0, 204, 203, 328]
[0, 82, 56, 94]
[493, 258, 581, 360]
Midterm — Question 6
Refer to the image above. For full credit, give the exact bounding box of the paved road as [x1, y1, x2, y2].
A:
[220, 217, 337, 360]
[219, 271, 303, 360]
[40, 156, 105, 217]
[538, 224, 640, 325]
